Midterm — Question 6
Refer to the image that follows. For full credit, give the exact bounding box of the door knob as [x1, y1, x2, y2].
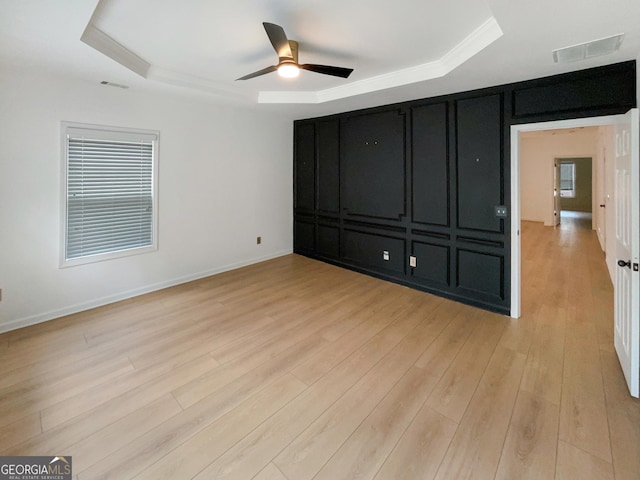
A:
[618, 259, 631, 268]
[599, 204, 606, 208]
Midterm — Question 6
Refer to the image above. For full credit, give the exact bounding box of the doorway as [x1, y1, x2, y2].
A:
[557, 157, 593, 226]
[510, 115, 624, 318]
[511, 110, 639, 397]
[518, 128, 598, 230]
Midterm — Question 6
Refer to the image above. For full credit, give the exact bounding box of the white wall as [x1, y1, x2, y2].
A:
[520, 128, 598, 225]
[595, 129, 606, 251]
[0, 70, 294, 333]
[598, 125, 617, 281]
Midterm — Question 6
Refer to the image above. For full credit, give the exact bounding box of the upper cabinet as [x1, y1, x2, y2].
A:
[341, 110, 406, 221]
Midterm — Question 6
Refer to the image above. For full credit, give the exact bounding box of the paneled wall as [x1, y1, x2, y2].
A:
[294, 61, 636, 314]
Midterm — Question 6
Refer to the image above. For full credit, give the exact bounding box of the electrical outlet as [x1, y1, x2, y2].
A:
[383, 250, 390, 261]
[494, 205, 508, 217]
[256, 236, 262, 245]
[409, 256, 417, 268]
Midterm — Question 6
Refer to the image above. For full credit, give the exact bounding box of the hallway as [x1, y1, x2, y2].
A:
[518, 217, 639, 479]
[559, 210, 592, 230]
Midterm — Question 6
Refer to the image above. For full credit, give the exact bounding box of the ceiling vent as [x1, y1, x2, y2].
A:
[553, 34, 624, 63]
[100, 80, 129, 89]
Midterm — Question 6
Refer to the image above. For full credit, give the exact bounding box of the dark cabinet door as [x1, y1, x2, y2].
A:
[456, 95, 503, 233]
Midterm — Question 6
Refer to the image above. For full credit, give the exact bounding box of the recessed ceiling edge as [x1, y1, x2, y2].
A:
[80, 3, 502, 105]
[81, 23, 150, 78]
[259, 16, 503, 104]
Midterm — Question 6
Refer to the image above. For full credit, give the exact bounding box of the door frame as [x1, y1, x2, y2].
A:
[553, 159, 561, 227]
[510, 114, 627, 318]
[597, 145, 608, 252]
[553, 156, 596, 228]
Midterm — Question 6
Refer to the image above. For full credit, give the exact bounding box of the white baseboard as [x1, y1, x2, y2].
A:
[0, 249, 293, 334]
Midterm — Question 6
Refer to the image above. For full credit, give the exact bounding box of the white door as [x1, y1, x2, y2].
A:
[614, 108, 639, 398]
[553, 160, 561, 226]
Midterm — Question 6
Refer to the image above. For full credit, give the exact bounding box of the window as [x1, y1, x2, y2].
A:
[61, 122, 159, 267]
[559, 162, 576, 198]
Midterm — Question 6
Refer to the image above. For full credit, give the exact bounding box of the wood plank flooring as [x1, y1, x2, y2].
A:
[1, 216, 639, 479]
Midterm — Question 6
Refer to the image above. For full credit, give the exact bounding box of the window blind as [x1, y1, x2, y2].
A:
[560, 163, 575, 190]
[65, 128, 156, 260]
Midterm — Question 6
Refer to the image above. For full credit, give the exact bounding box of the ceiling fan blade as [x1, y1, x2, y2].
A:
[263, 22, 293, 61]
[300, 64, 354, 78]
[236, 65, 278, 81]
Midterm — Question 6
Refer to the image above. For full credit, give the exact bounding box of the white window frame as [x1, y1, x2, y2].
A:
[559, 161, 576, 198]
[60, 122, 159, 267]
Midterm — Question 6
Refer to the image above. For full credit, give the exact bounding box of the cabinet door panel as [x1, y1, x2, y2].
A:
[412, 103, 449, 226]
[342, 111, 405, 220]
[456, 95, 502, 233]
[295, 123, 315, 211]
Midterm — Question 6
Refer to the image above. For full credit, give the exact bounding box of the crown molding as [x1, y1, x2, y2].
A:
[81, 23, 150, 78]
[147, 66, 250, 101]
[259, 16, 503, 104]
[81, 1, 502, 105]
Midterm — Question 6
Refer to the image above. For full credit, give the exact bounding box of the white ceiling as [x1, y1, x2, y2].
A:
[1, 0, 638, 118]
[521, 126, 599, 138]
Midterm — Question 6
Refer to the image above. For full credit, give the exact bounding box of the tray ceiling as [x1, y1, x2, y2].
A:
[1, 0, 638, 117]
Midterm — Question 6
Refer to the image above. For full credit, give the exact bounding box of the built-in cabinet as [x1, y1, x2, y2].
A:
[294, 61, 636, 314]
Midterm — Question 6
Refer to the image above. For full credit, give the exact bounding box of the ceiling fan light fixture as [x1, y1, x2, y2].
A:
[237, 22, 353, 81]
[278, 63, 300, 78]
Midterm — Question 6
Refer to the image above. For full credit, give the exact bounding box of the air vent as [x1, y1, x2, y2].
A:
[100, 80, 129, 89]
[553, 34, 624, 63]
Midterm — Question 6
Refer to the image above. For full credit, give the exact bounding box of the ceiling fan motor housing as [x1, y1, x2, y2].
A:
[237, 22, 353, 80]
[287, 40, 299, 64]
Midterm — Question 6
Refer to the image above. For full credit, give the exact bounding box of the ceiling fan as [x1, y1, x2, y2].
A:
[236, 22, 354, 81]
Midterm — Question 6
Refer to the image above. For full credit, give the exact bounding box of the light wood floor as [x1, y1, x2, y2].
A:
[1, 218, 639, 480]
